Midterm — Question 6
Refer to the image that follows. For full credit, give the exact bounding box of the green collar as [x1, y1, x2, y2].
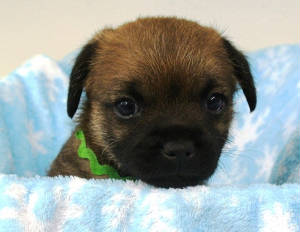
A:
[76, 130, 133, 180]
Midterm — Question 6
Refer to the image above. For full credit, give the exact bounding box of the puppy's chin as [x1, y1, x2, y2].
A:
[117, 158, 217, 188]
[142, 176, 205, 188]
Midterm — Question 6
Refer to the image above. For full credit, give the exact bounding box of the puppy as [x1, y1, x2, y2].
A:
[48, 17, 256, 188]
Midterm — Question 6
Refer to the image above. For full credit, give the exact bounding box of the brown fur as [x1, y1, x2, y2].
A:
[48, 17, 256, 188]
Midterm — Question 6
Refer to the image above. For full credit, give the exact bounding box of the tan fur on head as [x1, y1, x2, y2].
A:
[48, 17, 256, 188]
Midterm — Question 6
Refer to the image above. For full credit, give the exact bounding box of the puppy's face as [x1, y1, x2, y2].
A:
[68, 17, 256, 188]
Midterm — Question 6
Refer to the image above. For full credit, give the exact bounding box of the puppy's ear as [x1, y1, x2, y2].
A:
[67, 41, 97, 118]
[223, 38, 257, 112]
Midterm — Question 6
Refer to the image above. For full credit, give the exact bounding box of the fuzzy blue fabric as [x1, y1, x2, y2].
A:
[0, 175, 299, 232]
[0, 44, 299, 231]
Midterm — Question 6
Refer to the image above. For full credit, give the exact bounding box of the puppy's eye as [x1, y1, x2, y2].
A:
[114, 98, 139, 119]
[206, 93, 226, 113]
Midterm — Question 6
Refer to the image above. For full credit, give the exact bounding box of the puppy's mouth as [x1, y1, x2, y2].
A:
[115, 145, 220, 188]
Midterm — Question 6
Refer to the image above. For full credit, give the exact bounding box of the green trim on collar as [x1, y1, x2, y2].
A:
[76, 130, 132, 180]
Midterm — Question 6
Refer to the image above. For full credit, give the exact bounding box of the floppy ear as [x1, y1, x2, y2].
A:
[223, 38, 257, 112]
[67, 41, 97, 118]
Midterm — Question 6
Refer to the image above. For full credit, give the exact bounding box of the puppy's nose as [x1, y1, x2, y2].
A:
[162, 141, 195, 160]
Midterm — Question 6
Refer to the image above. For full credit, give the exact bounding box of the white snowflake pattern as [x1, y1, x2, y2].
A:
[101, 181, 142, 230]
[283, 112, 298, 140]
[230, 108, 270, 153]
[255, 145, 278, 180]
[264, 62, 292, 95]
[260, 202, 298, 232]
[16, 55, 68, 102]
[140, 189, 177, 232]
[0, 178, 85, 232]
[256, 46, 292, 95]
[0, 183, 42, 231]
[0, 77, 25, 104]
[25, 120, 46, 155]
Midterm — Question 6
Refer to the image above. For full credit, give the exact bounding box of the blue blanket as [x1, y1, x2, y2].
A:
[0, 175, 299, 231]
[0, 45, 300, 231]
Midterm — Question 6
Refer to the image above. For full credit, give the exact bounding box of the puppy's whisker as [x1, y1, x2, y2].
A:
[220, 147, 259, 162]
[214, 160, 229, 176]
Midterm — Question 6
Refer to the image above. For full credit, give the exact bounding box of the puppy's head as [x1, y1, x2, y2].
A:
[68, 17, 256, 188]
